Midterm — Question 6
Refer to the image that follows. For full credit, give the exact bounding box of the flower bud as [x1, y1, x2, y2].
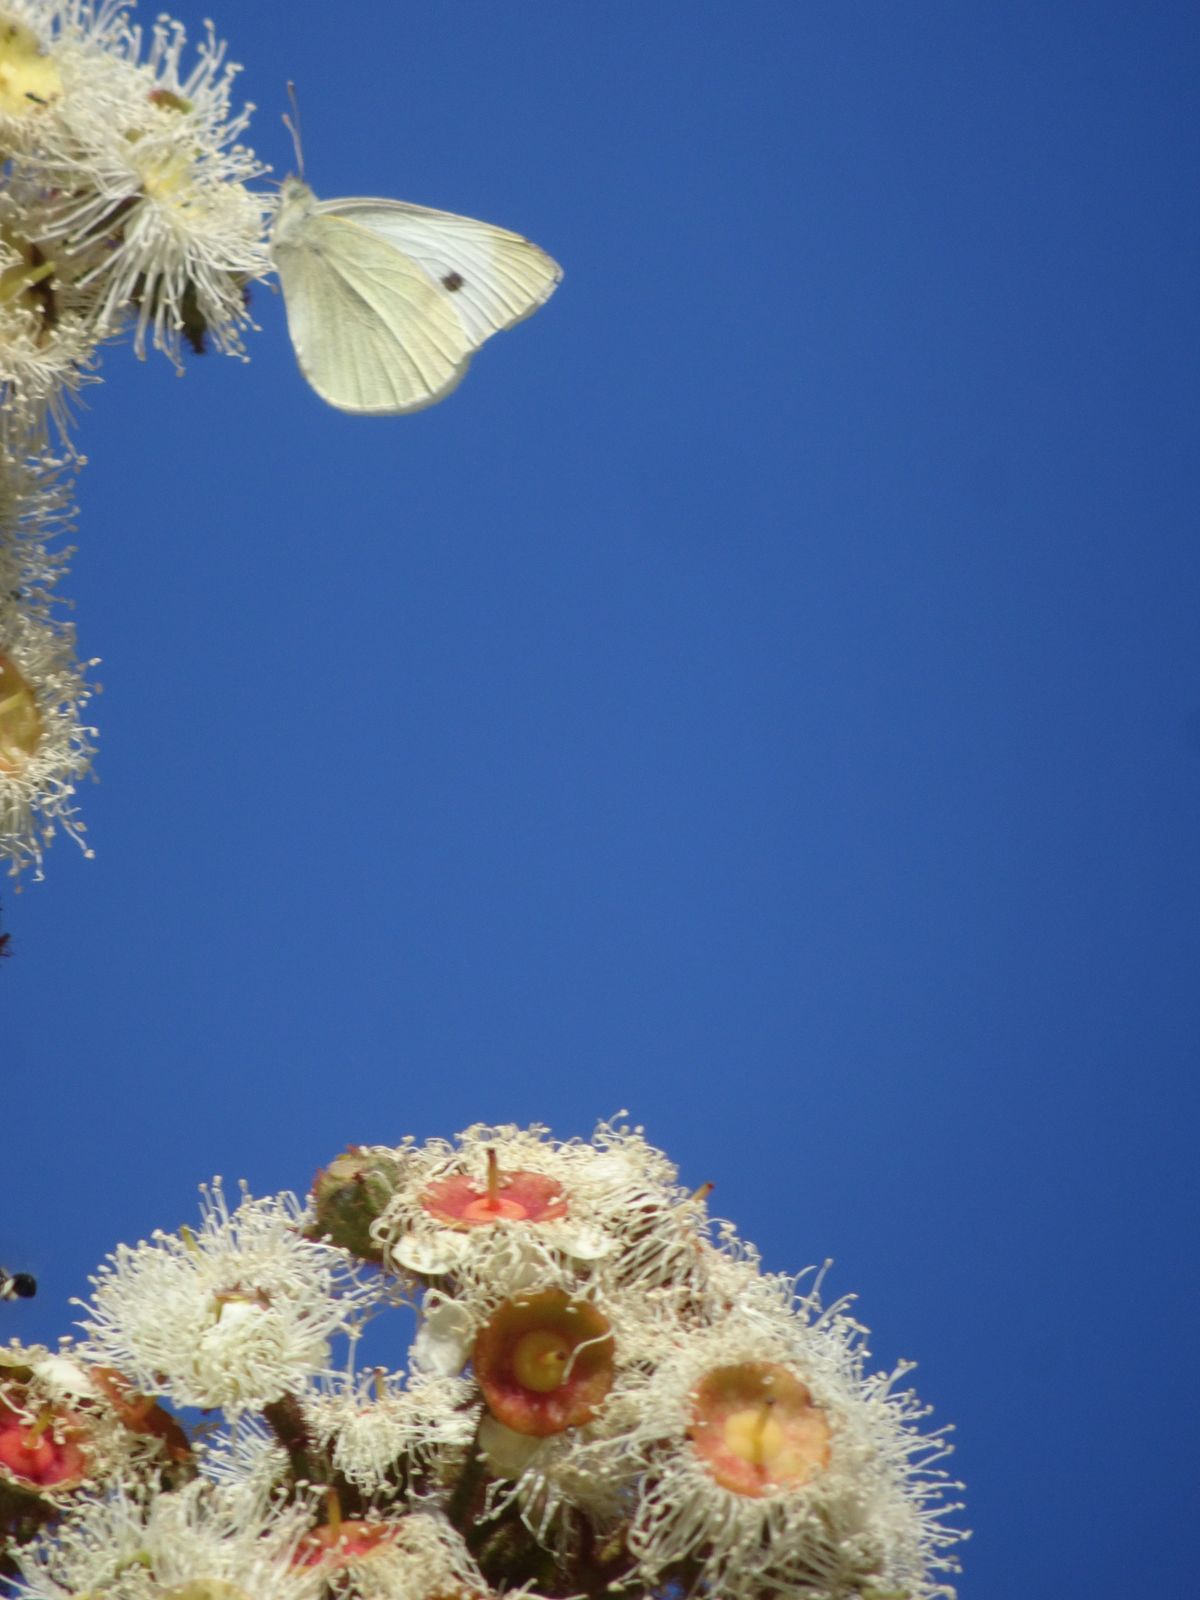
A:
[308, 1147, 405, 1263]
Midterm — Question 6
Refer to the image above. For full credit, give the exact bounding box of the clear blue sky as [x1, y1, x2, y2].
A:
[5, 3, 1198, 1595]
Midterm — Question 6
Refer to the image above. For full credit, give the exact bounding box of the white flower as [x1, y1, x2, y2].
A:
[6, 1124, 967, 1600]
[76, 1182, 375, 1414]
[294, 1511, 485, 1600]
[411, 1262, 653, 1383]
[372, 1116, 731, 1301]
[196, 1415, 288, 1499]
[0, 422, 98, 877]
[417, 1274, 663, 1542]
[619, 1279, 966, 1600]
[372, 1124, 605, 1283]
[2, 2, 270, 369]
[304, 1366, 477, 1495]
[478, 1414, 632, 1546]
[44, 14, 269, 361]
[0, 2, 128, 144]
[0, 194, 97, 437]
[11, 1477, 316, 1600]
[0, 615, 97, 878]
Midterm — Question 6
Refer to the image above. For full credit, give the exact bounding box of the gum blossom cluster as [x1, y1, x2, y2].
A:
[0, 0, 270, 876]
[0, 1121, 966, 1600]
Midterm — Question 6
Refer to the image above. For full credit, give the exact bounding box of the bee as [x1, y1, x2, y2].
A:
[0, 1269, 37, 1300]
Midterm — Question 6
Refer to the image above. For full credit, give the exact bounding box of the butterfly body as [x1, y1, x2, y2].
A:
[270, 177, 561, 415]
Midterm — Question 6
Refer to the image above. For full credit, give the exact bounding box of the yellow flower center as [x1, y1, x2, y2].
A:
[689, 1361, 832, 1497]
[474, 1289, 615, 1435]
[0, 652, 42, 774]
[0, 18, 61, 117]
[511, 1328, 571, 1392]
[139, 150, 194, 203]
[720, 1400, 825, 1482]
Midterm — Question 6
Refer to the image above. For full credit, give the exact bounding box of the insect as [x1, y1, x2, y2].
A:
[270, 175, 562, 415]
[0, 1268, 36, 1300]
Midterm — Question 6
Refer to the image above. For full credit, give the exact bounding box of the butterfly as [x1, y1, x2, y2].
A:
[0, 1268, 36, 1300]
[270, 177, 562, 415]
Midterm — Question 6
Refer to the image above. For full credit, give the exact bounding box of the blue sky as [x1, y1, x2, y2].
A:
[4, 2, 1199, 1595]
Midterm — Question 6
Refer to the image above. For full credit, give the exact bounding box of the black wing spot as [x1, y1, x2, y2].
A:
[442, 271, 465, 292]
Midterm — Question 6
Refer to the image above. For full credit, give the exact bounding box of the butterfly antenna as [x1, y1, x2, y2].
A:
[284, 81, 304, 176]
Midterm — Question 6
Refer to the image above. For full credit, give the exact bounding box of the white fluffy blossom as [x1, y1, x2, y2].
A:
[0, 429, 97, 878]
[26, 9, 270, 361]
[620, 1278, 965, 1600]
[0, 3, 282, 875]
[304, 1366, 477, 1495]
[296, 1511, 486, 1600]
[372, 1115, 736, 1302]
[11, 1478, 316, 1600]
[0, 0, 269, 442]
[76, 1182, 375, 1414]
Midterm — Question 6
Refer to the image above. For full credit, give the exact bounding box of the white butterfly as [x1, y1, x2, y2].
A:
[270, 177, 562, 415]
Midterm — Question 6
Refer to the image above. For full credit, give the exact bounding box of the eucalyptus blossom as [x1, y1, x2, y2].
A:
[2, 1122, 966, 1600]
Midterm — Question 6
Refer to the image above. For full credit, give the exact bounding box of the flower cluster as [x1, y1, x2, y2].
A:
[1, 1122, 967, 1600]
[0, 0, 268, 419]
[0, 0, 270, 877]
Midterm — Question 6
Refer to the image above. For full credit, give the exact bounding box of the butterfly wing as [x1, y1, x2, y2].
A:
[319, 197, 562, 352]
[273, 195, 473, 414]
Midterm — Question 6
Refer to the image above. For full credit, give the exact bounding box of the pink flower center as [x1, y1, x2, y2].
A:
[295, 1519, 395, 1569]
[421, 1151, 568, 1229]
[688, 1361, 832, 1497]
[0, 1400, 89, 1488]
